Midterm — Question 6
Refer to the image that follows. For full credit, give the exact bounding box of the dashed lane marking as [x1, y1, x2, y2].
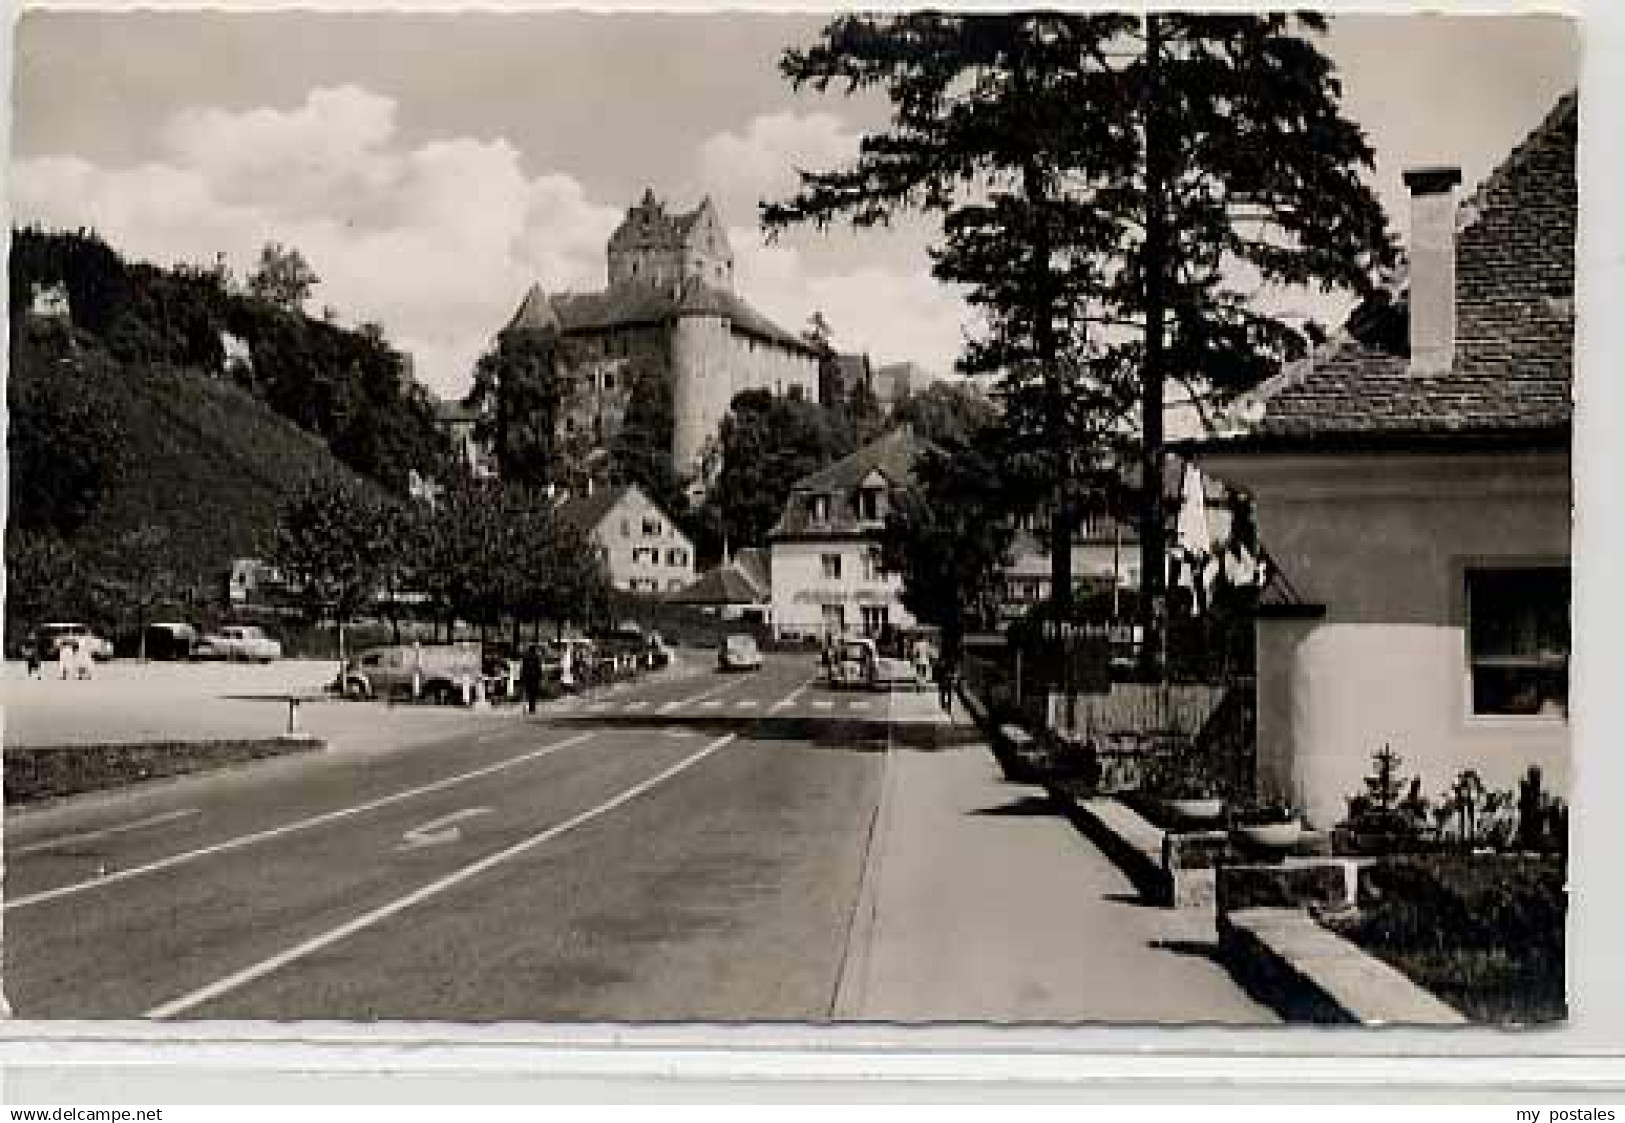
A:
[658, 675, 750, 714]
[812, 700, 835, 711]
[5, 732, 599, 912]
[13, 809, 202, 856]
[734, 699, 759, 710]
[145, 733, 739, 1020]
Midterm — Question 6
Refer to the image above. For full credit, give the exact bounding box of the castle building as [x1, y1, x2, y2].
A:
[500, 190, 822, 478]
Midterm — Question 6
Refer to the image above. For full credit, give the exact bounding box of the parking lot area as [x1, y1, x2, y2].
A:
[1, 658, 511, 751]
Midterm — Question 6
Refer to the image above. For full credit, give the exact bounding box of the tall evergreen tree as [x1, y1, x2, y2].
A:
[765, 13, 1141, 621]
[769, 13, 1394, 677]
[1113, 13, 1395, 673]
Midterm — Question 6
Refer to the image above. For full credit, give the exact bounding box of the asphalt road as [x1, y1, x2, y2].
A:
[5, 652, 912, 1021]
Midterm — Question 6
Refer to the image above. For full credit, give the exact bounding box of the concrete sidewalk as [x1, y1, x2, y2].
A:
[839, 708, 1277, 1024]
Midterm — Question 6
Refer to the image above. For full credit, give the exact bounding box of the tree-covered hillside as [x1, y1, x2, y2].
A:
[10, 227, 454, 493]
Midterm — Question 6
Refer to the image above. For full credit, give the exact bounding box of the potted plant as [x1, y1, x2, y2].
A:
[1141, 744, 1228, 826]
[1230, 798, 1303, 849]
[1160, 776, 1228, 826]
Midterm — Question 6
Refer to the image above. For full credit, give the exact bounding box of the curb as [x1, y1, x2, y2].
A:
[1219, 906, 1469, 1026]
[829, 693, 904, 1019]
[1043, 784, 1173, 905]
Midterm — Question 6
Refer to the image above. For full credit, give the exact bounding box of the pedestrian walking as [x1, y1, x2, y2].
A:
[934, 651, 958, 714]
[520, 643, 543, 715]
[58, 638, 76, 680]
[76, 638, 95, 679]
[23, 638, 42, 679]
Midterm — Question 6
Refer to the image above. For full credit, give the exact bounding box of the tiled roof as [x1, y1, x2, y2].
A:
[505, 280, 817, 355]
[1240, 92, 1575, 445]
[770, 427, 925, 539]
[669, 564, 765, 606]
[733, 547, 772, 593]
[553, 485, 632, 535]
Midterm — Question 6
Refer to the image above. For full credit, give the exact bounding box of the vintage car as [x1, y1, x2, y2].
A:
[194, 624, 283, 662]
[718, 633, 764, 672]
[143, 621, 200, 660]
[827, 636, 925, 692]
[36, 622, 115, 662]
[340, 642, 483, 703]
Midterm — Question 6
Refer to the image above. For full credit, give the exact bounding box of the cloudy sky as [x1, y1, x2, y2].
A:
[12, 10, 1578, 400]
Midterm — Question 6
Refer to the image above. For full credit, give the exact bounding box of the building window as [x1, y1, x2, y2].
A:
[861, 550, 881, 582]
[788, 384, 805, 402]
[858, 488, 882, 522]
[603, 371, 615, 390]
[861, 605, 889, 636]
[1466, 566, 1570, 718]
[667, 547, 687, 567]
[822, 604, 846, 636]
[621, 519, 631, 538]
[811, 495, 830, 524]
[821, 554, 843, 581]
[669, 579, 685, 591]
[643, 517, 664, 537]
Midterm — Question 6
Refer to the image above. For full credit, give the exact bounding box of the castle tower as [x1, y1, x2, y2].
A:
[670, 284, 734, 476]
[607, 189, 734, 292]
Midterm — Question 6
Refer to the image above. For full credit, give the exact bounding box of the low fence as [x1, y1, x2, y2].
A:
[961, 633, 1256, 798]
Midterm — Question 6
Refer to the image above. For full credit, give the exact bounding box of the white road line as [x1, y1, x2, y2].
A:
[701, 699, 725, 710]
[5, 732, 598, 912]
[768, 677, 814, 714]
[735, 699, 759, 709]
[658, 675, 747, 714]
[812, 699, 834, 711]
[623, 700, 649, 712]
[12, 809, 202, 856]
[848, 700, 872, 712]
[145, 732, 739, 1020]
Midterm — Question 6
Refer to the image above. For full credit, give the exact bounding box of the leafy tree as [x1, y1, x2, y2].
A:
[88, 526, 194, 659]
[698, 389, 856, 558]
[608, 358, 687, 519]
[267, 476, 390, 662]
[5, 528, 87, 647]
[247, 242, 320, 312]
[890, 380, 998, 446]
[880, 429, 1024, 654]
[467, 329, 575, 487]
[7, 331, 129, 534]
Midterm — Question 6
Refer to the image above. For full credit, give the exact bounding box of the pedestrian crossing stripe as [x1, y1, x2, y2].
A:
[735, 699, 758, 709]
[848, 701, 871, 711]
[702, 700, 724, 709]
[812, 700, 834, 710]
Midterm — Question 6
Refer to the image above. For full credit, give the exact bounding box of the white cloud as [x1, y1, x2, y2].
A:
[12, 86, 621, 398]
[694, 111, 859, 221]
[731, 227, 974, 377]
[13, 90, 970, 397]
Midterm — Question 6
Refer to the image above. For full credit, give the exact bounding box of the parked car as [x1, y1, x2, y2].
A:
[194, 624, 283, 662]
[36, 622, 115, 662]
[828, 636, 924, 692]
[340, 642, 482, 703]
[143, 622, 199, 660]
[718, 633, 764, 672]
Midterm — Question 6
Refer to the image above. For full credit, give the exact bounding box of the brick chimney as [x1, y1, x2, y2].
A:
[1402, 166, 1463, 376]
